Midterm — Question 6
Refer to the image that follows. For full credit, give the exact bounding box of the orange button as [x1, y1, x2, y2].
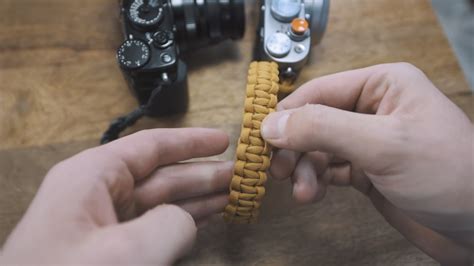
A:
[291, 18, 309, 35]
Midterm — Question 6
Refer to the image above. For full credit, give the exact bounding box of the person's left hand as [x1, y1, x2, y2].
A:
[0, 128, 232, 265]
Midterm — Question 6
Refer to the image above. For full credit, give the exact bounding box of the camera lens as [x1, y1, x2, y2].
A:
[170, 0, 245, 48]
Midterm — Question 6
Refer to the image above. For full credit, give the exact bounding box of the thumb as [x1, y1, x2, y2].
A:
[111, 204, 197, 265]
[261, 104, 399, 168]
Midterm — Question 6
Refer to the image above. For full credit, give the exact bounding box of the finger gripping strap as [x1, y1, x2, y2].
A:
[223, 61, 279, 224]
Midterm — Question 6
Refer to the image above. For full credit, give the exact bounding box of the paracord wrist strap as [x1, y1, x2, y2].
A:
[223, 61, 280, 224]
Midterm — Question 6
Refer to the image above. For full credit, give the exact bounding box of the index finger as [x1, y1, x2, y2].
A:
[279, 63, 421, 113]
[102, 128, 229, 179]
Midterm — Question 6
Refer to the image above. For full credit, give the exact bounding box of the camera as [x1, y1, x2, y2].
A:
[254, 0, 329, 87]
[116, 0, 245, 116]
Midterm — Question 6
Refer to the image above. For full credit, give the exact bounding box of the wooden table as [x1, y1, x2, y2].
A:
[0, 0, 472, 265]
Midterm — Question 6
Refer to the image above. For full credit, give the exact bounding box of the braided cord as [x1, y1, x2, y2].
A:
[223, 61, 280, 224]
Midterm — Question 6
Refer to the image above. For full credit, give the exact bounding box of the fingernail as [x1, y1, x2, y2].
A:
[262, 113, 289, 140]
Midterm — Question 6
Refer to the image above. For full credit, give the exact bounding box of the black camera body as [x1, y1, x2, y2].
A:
[117, 0, 245, 117]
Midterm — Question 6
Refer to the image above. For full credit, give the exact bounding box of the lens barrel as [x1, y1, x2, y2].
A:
[171, 0, 245, 48]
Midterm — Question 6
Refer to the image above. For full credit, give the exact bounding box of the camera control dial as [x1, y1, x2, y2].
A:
[117, 39, 151, 70]
[128, 0, 163, 27]
[266, 32, 292, 58]
[152, 30, 174, 48]
[271, 0, 301, 22]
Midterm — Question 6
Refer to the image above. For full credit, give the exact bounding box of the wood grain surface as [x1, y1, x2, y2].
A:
[0, 0, 472, 265]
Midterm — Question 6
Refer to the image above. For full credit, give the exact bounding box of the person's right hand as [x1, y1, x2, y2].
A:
[261, 63, 473, 264]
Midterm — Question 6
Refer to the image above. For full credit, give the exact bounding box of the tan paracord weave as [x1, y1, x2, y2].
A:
[223, 61, 279, 224]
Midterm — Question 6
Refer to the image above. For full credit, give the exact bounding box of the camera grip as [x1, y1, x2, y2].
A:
[144, 60, 189, 117]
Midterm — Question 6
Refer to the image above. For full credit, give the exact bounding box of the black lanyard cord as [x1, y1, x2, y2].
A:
[100, 84, 164, 144]
[100, 105, 146, 144]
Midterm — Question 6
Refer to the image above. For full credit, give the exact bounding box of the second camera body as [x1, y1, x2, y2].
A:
[117, 0, 245, 116]
[255, 0, 330, 86]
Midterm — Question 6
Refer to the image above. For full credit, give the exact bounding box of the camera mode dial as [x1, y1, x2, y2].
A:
[128, 0, 163, 28]
[117, 39, 151, 70]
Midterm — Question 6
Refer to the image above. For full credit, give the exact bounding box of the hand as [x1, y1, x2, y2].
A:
[261, 63, 473, 263]
[0, 128, 232, 265]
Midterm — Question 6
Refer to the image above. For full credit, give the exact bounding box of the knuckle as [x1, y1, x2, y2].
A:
[377, 62, 424, 79]
[392, 62, 425, 78]
[392, 62, 418, 70]
[83, 149, 129, 180]
[367, 62, 428, 95]
[394, 62, 420, 72]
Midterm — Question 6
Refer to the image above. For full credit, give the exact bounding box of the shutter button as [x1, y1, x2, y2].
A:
[291, 18, 309, 35]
